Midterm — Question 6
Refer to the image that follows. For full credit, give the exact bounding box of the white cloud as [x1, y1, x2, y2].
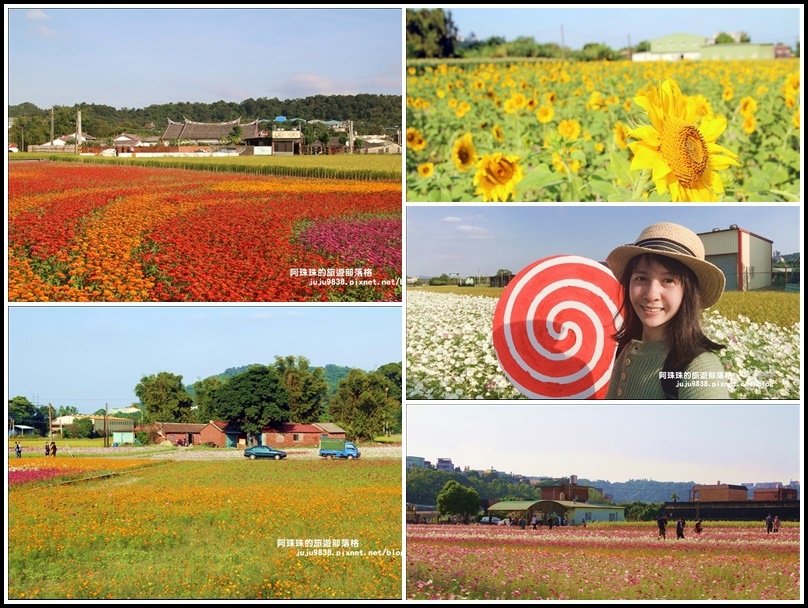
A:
[26, 9, 49, 20]
[455, 225, 494, 239]
[441, 216, 463, 223]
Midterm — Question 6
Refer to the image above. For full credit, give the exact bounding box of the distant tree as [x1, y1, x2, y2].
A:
[739, 32, 751, 43]
[192, 376, 224, 423]
[406, 8, 458, 59]
[436, 480, 481, 523]
[55, 405, 79, 417]
[429, 273, 450, 286]
[64, 417, 95, 439]
[211, 365, 290, 443]
[327, 368, 399, 440]
[227, 125, 243, 145]
[272, 355, 328, 424]
[671, 492, 680, 502]
[135, 372, 196, 424]
[635, 40, 651, 53]
[715, 32, 735, 44]
[8, 396, 47, 435]
[496, 269, 513, 276]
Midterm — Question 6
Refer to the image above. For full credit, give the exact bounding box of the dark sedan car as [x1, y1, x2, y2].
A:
[244, 445, 287, 460]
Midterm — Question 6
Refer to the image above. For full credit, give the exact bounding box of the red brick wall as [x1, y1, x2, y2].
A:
[753, 488, 798, 501]
[200, 426, 227, 447]
[263, 431, 320, 447]
[691, 486, 749, 502]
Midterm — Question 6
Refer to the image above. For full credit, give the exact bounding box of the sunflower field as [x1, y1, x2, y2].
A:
[405, 59, 800, 202]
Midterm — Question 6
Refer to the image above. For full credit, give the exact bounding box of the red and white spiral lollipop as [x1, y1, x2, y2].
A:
[493, 255, 623, 399]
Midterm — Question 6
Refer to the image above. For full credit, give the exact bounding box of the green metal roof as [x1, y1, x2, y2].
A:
[488, 500, 542, 511]
[489, 500, 624, 512]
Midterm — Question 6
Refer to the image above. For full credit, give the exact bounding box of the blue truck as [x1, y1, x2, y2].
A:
[319, 437, 360, 460]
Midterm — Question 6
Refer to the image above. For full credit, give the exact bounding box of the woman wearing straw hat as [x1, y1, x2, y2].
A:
[605, 222, 729, 400]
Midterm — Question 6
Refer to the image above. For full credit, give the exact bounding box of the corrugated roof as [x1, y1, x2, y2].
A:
[314, 422, 345, 434]
[489, 501, 542, 511]
[159, 423, 207, 433]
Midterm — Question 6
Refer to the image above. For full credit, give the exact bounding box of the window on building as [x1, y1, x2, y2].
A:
[750, 266, 755, 278]
[293, 433, 301, 442]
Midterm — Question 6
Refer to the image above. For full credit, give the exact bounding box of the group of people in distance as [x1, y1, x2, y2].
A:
[656, 513, 699, 539]
[657, 512, 783, 538]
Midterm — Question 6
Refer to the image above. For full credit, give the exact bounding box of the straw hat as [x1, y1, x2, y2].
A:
[606, 222, 726, 308]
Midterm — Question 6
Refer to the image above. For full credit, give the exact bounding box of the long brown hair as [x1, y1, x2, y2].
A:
[613, 253, 724, 369]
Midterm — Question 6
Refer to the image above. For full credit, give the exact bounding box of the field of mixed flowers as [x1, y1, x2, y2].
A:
[406, 523, 800, 600]
[406, 59, 800, 202]
[7, 456, 402, 600]
[8, 162, 401, 302]
[405, 290, 800, 400]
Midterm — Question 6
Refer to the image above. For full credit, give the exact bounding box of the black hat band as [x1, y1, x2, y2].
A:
[634, 237, 696, 258]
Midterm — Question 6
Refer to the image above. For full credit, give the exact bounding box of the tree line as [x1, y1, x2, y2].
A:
[407, 8, 794, 61]
[8, 93, 401, 147]
[8, 356, 402, 442]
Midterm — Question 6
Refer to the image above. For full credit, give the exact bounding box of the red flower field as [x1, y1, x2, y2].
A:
[8, 162, 402, 302]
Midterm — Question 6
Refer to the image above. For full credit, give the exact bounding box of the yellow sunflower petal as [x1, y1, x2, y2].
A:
[628, 126, 661, 147]
[628, 141, 659, 171]
[698, 116, 728, 143]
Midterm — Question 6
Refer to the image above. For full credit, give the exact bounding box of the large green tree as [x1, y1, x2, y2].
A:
[406, 8, 458, 59]
[8, 396, 47, 435]
[134, 372, 196, 424]
[272, 355, 328, 424]
[327, 368, 400, 440]
[192, 375, 224, 423]
[436, 480, 481, 523]
[211, 365, 289, 441]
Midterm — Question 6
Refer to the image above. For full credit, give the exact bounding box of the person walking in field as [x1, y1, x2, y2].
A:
[50, 441, 57, 457]
[657, 514, 668, 539]
[694, 519, 703, 534]
[773, 516, 780, 533]
[15, 442, 22, 458]
[676, 517, 686, 539]
[765, 513, 773, 534]
[45, 442, 50, 457]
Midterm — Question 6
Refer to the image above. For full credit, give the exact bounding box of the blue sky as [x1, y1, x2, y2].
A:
[405, 205, 802, 277]
[448, 6, 802, 50]
[6, 7, 402, 108]
[7, 306, 402, 414]
[407, 405, 802, 484]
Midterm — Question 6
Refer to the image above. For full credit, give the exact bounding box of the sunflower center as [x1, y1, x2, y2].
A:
[458, 147, 470, 165]
[661, 119, 709, 186]
[490, 160, 514, 184]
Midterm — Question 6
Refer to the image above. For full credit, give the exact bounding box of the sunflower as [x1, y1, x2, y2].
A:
[627, 79, 741, 202]
[536, 106, 555, 124]
[614, 121, 629, 150]
[417, 162, 435, 178]
[739, 96, 758, 117]
[492, 124, 505, 143]
[742, 114, 756, 135]
[406, 127, 427, 152]
[558, 119, 582, 140]
[473, 153, 524, 202]
[793, 108, 800, 130]
[452, 133, 478, 172]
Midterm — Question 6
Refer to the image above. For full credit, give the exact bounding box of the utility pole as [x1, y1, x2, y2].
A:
[76, 110, 82, 155]
[560, 25, 565, 59]
[48, 403, 53, 439]
[104, 402, 109, 447]
[51, 107, 54, 144]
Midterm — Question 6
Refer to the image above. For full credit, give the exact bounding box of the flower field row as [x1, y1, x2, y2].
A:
[406, 523, 800, 600]
[405, 290, 800, 399]
[8, 162, 402, 302]
[7, 458, 402, 600]
[7, 457, 161, 486]
[406, 59, 800, 202]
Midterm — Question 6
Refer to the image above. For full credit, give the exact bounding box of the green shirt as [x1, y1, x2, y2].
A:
[606, 339, 730, 400]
